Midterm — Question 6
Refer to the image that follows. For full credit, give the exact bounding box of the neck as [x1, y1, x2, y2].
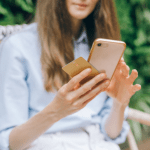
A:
[72, 18, 83, 40]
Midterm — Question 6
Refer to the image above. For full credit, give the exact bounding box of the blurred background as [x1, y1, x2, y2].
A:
[0, 0, 150, 149]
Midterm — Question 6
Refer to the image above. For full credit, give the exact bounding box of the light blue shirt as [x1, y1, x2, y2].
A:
[0, 23, 129, 149]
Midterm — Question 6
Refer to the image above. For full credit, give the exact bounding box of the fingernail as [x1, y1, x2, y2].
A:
[105, 81, 110, 85]
[101, 74, 105, 78]
[86, 68, 91, 72]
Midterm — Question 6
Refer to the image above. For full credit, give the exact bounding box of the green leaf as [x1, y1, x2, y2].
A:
[124, 47, 133, 56]
[0, 13, 15, 25]
[134, 30, 147, 46]
[130, 0, 146, 5]
[135, 46, 150, 55]
[143, 9, 150, 24]
[0, 2, 8, 15]
[15, 0, 34, 13]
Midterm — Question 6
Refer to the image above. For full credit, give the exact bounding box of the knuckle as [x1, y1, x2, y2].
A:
[131, 90, 136, 95]
[121, 57, 124, 61]
[83, 70, 90, 77]
[82, 86, 90, 91]
[95, 76, 101, 82]
[131, 70, 138, 78]
[122, 62, 126, 66]
[59, 88, 67, 96]
[93, 78, 99, 85]
[72, 102, 80, 108]
[134, 70, 138, 75]
[73, 94, 78, 100]
[99, 84, 103, 90]
[71, 78, 77, 85]
[66, 95, 74, 103]
[127, 67, 130, 71]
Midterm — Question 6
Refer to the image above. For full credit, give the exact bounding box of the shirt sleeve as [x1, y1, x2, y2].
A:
[0, 37, 29, 149]
[99, 96, 130, 144]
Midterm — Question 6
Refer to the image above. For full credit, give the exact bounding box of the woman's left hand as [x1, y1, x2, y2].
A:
[105, 57, 141, 106]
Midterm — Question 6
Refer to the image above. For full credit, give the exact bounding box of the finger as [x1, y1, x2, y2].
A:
[77, 79, 110, 104]
[73, 82, 81, 91]
[128, 69, 138, 83]
[121, 62, 130, 77]
[114, 60, 122, 75]
[119, 57, 124, 63]
[78, 79, 108, 98]
[81, 90, 102, 108]
[132, 84, 141, 93]
[116, 57, 125, 69]
[66, 68, 92, 91]
[114, 58, 126, 77]
[75, 72, 108, 97]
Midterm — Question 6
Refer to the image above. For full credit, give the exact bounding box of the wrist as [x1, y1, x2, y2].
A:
[42, 104, 61, 123]
[112, 98, 127, 113]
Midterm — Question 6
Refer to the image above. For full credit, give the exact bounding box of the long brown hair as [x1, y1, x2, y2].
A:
[35, 0, 120, 93]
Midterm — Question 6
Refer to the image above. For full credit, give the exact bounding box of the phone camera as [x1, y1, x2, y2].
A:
[97, 43, 101, 47]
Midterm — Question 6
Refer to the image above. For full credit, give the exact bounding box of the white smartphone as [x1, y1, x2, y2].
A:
[87, 38, 126, 80]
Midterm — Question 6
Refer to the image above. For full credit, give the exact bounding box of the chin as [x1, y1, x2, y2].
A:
[72, 13, 89, 20]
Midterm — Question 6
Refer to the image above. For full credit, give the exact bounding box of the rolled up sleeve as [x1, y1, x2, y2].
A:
[99, 96, 130, 144]
[0, 37, 29, 149]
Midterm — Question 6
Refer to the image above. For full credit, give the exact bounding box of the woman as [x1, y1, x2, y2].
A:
[0, 0, 141, 150]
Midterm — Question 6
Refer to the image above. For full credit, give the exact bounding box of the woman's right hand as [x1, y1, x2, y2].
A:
[9, 68, 109, 150]
[48, 68, 110, 121]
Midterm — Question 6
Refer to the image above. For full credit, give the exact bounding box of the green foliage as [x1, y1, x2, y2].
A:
[0, 0, 150, 142]
[0, 0, 36, 25]
[115, 0, 150, 142]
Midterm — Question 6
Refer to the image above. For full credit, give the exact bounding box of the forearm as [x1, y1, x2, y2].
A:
[9, 103, 59, 150]
[104, 99, 127, 139]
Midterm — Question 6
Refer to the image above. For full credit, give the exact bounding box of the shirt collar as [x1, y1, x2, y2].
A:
[73, 28, 88, 44]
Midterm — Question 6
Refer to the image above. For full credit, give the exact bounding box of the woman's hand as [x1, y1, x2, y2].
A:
[105, 57, 141, 106]
[49, 68, 110, 120]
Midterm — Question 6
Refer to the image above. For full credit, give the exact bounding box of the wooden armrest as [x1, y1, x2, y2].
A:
[127, 129, 139, 150]
[127, 108, 150, 126]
